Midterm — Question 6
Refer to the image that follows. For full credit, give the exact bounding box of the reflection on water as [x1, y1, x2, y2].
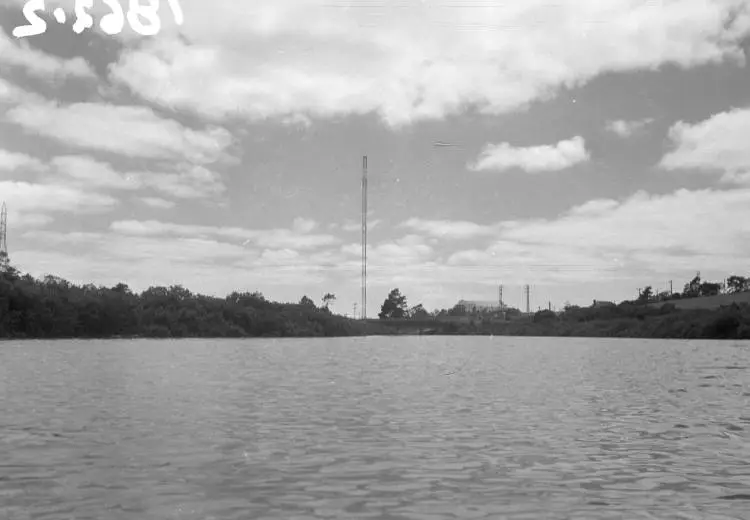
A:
[1, 337, 750, 519]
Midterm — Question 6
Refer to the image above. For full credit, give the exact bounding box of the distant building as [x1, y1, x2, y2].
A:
[591, 299, 616, 308]
[456, 299, 503, 313]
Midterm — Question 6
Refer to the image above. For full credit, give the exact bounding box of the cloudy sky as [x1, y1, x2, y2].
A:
[1, 0, 749, 314]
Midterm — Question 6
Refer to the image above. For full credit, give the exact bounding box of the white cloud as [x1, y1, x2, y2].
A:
[341, 234, 434, 274]
[11, 213, 53, 229]
[605, 118, 654, 137]
[282, 113, 313, 128]
[5, 100, 233, 163]
[43, 156, 226, 200]
[0, 180, 118, 218]
[107, 0, 750, 126]
[341, 218, 381, 232]
[660, 107, 750, 183]
[139, 197, 176, 209]
[0, 27, 95, 80]
[258, 248, 300, 264]
[400, 218, 497, 240]
[292, 217, 317, 234]
[110, 218, 339, 250]
[440, 188, 750, 284]
[12, 234, 335, 298]
[469, 136, 589, 173]
[0, 148, 47, 173]
[0, 77, 40, 105]
[137, 165, 226, 199]
[49, 155, 142, 190]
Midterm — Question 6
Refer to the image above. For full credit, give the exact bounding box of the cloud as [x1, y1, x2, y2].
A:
[469, 136, 589, 173]
[400, 218, 497, 240]
[0, 77, 38, 105]
[605, 118, 654, 137]
[107, 0, 750, 126]
[13, 229, 336, 297]
[341, 234, 434, 273]
[0, 148, 47, 173]
[49, 155, 142, 190]
[292, 217, 317, 234]
[281, 113, 313, 128]
[441, 187, 750, 284]
[139, 197, 176, 209]
[136, 165, 226, 199]
[660, 107, 750, 183]
[110, 218, 339, 250]
[0, 180, 118, 217]
[43, 155, 226, 200]
[5, 99, 233, 163]
[341, 218, 381, 232]
[258, 248, 300, 264]
[0, 27, 95, 80]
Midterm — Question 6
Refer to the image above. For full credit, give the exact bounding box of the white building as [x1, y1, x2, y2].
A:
[456, 300, 503, 313]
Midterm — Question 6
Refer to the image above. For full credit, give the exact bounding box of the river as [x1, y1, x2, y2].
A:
[1, 337, 750, 519]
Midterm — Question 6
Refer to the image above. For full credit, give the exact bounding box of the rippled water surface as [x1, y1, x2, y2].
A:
[2, 337, 750, 519]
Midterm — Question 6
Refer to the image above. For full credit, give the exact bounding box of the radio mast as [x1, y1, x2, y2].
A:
[361, 156, 368, 320]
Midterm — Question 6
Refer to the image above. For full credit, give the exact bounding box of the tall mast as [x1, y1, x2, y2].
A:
[361, 156, 368, 320]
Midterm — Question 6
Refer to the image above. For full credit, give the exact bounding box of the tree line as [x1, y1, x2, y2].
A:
[636, 272, 749, 304]
[0, 264, 361, 339]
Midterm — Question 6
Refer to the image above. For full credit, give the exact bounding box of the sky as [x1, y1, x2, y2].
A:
[1, 0, 750, 315]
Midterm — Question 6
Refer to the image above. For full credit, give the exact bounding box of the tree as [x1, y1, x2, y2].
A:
[448, 303, 467, 316]
[683, 272, 701, 298]
[699, 281, 721, 297]
[408, 303, 429, 320]
[322, 293, 336, 311]
[727, 275, 748, 294]
[299, 295, 316, 307]
[638, 286, 653, 303]
[111, 283, 132, 294]
[379, 288, 408, 319]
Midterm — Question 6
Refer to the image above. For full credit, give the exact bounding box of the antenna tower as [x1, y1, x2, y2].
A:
[361, 156, 368, 320]
[0, 202, 8, 271]
[524, 284, 530, 314]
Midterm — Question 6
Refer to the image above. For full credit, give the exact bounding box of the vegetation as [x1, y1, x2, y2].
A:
[2, 267, 750, 340]
[0, 264, 367, 339]
[372, 276, 750, 340]
[378, 288, 408, 319]
[506, 301, 750, 339]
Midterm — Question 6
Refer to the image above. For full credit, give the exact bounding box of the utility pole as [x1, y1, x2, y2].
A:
[498, 284, 503, 310]
[353, 302, 357, 320]
[669, 280, 673, 295]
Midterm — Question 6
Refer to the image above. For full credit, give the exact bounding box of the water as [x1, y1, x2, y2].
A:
[1, 337, 750, 520]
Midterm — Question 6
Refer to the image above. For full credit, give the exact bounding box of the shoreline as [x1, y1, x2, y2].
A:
[2, 264, 750, 341]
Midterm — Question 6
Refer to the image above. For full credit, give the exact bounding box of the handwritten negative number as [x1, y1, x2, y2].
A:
[13, 0, 184, 38]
